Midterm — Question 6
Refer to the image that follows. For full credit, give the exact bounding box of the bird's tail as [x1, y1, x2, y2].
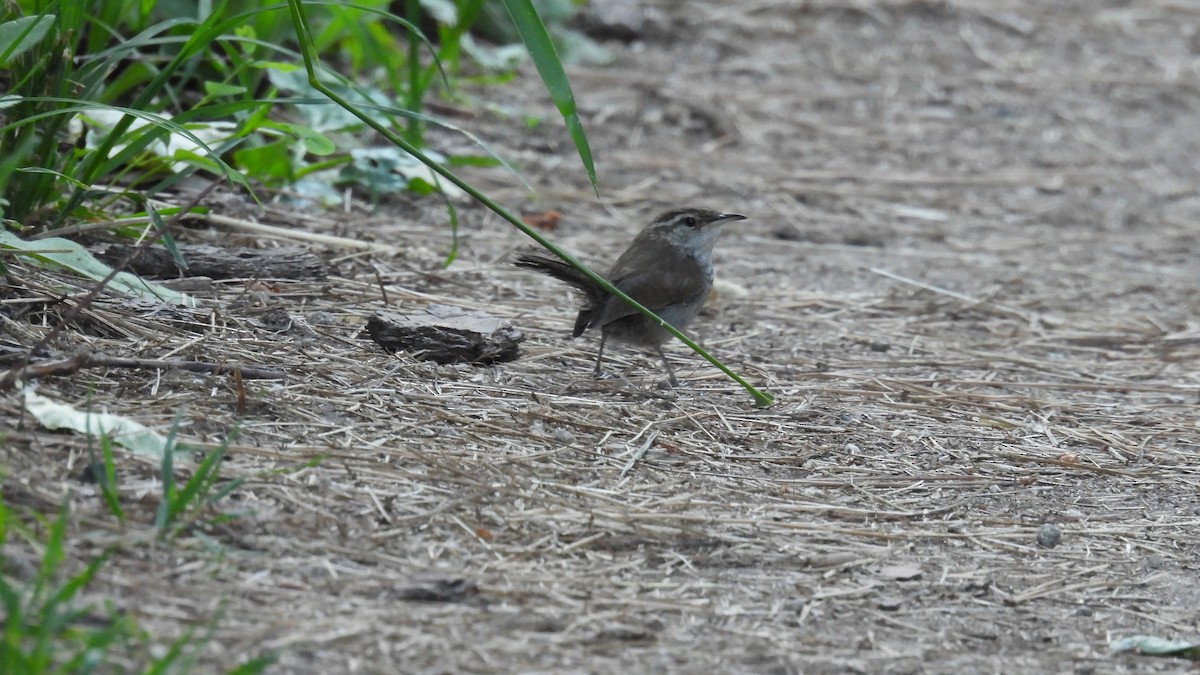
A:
[514, 254, 605, 300]
[513, 254, 607, 337]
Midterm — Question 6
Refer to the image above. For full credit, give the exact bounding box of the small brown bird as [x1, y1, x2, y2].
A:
[515, 207, 746, 385]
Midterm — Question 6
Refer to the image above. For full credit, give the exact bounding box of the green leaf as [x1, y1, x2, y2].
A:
[0, 15, 56, 66]
[447, 154, 502, 168]
[97, 435, 125, 524]
[499, 0, 597, 195]
[264, 121, 336, 156]
[23, 390, 172, 460]
[204, 81, 247, 97]
[1111, 635, 1200, 659]
[0, 230, 195, 306]
[234, 139, 295, 183]
[254, 60, 302, 72]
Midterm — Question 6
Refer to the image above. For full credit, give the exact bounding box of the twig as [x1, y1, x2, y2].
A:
[0, 178, 223, 392]
[620, 430, 658, 478]
[869, 267, 1032, 322]
[5, 352, 287, 382]
[167, 205, 400, 254]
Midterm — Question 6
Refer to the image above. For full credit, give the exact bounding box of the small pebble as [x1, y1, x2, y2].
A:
[1037, 523, 1062, 548]
[308, 311, 336, 326]
[877, 596, 904, 611]
[552, 428, 576, 445]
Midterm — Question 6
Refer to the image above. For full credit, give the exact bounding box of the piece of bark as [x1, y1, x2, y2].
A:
[99, 243, 328, 280]
[365, 305, 522, 365]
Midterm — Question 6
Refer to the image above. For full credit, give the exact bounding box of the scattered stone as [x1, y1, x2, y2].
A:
[258, 307, 295, 333]
[308, 311, 336, 326]
[1037, 523, 1062, 548]
[880, 563, 923, 581]
[365, 305, 522, 364]
[806, 552, 859, 569]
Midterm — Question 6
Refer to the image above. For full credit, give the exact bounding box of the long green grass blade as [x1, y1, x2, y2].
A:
[171, 447, 226, 521]
[154, 424, 179, 533]
[499, 0, 597, 196]
[98, 435, 125, 525]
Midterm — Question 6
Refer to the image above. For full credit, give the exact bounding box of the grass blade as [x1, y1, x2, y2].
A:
[499, 0, 597, 196]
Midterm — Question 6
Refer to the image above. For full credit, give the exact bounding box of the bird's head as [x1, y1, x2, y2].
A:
[642, 207, 747, 256]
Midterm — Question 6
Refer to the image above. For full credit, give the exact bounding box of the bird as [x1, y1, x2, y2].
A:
[515, 206, 746, 386]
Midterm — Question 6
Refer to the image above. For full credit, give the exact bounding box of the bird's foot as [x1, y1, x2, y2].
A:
[657, 375, 680, 390]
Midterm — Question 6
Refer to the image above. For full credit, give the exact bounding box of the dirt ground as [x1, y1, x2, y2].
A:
[3, 0, 1200, 672]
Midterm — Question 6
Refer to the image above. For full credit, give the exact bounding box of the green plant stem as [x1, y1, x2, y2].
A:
[285, 1, 774, 407]
[404, 0, 422, 145]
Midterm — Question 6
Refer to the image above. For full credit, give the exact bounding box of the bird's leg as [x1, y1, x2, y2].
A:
[655, 345, 680, 387]
[592, 334, 608, 378]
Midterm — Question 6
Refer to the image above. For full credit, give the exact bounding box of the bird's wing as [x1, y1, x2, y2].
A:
[591, 263, 708, 330]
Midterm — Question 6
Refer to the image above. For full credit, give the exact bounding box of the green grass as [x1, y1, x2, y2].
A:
[1, 0, 773, 410]
[0, 488, 276, 673]
[154, 426, 247, 542]
[0, 418, 285, 672]
[0, 0, 594, 226]
[0, 497, 126, 673]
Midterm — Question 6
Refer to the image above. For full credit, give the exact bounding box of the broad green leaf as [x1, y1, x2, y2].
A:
[339, 147, 466, 199]
[265, 121, 336, 155]
[23, 390, 173, 460]
[1111, 635, 1200, 659]
[0, 230, 195, 306]
[234, 139, 295, 183]
[0, 15, 56, 66]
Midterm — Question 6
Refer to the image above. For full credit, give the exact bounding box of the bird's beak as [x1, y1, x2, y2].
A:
[712, 213, 747, 225]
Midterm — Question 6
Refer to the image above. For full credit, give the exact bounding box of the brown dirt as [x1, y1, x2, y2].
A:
[3, 0, 1199, 672]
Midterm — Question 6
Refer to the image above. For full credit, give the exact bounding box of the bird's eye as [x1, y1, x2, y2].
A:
[682, 216, 697, 228]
